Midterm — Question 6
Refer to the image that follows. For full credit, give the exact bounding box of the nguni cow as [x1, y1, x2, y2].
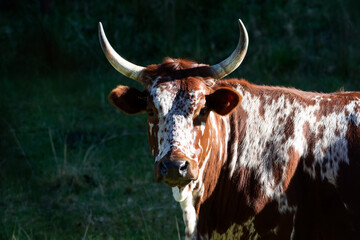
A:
[98, 20, 360, 239]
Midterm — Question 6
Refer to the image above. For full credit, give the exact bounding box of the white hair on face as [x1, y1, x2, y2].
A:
[150, 78, 206, 163]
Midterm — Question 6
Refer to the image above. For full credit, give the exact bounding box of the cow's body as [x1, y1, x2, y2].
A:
[177, 78, 360, 239]
[98, 20, 360, 239]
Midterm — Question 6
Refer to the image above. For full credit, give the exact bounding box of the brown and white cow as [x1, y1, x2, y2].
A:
[98, 20, 360, 239]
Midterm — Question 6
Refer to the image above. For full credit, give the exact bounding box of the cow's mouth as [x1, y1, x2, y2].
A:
[163, 178, 192, 188]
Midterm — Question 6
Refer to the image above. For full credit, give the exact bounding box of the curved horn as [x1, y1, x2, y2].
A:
[98, 22, 144, 82]
[210, 19, 249, 79]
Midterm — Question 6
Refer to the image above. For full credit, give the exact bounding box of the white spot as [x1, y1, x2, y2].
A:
[200, 121, 206, 135]
[229, 141, 238, 177]
[172, 186, 190, 202]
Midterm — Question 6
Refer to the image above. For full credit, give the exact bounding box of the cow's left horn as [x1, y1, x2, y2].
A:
[98, 22, 144, 82]
[210, 19, 249, 79]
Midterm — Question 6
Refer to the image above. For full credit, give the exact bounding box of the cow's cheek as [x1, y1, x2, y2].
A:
[147, 121, 159, 158]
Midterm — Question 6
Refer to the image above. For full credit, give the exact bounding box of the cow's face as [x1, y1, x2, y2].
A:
[109, 70, 241, 188]
[99, 19, 248, 190]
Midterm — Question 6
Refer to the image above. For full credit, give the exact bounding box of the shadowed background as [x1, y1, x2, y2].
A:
[1, 0, 359, 239]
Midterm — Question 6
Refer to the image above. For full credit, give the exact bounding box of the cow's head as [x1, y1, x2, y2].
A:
[99, 20, 248, 190]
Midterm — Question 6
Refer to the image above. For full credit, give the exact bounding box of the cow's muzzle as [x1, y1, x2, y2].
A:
[155, 159, 198, 187]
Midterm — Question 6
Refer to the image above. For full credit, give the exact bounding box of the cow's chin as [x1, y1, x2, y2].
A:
[172, 184, 192, 202]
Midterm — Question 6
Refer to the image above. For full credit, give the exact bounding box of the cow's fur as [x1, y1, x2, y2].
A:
[109, 58, 360, 239]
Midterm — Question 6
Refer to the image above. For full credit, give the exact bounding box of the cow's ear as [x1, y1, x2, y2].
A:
[109, 85, 147, 114]
[206, 87, 241, 116]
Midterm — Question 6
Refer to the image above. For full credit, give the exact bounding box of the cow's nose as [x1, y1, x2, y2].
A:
[160, 160, 189, 177]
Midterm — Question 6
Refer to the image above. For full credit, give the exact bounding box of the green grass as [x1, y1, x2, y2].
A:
[0, 73, 183, 239]
[1, 0, 360, 239]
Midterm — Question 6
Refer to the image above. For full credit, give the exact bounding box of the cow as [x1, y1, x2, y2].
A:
[98, 20, 360, 239]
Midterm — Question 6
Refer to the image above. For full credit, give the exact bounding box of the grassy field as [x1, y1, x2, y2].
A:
[1, 0, 360, 239]
[0, 72, 184, 239]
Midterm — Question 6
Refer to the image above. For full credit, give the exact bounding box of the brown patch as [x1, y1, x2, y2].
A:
[273, 161, 283, 186]
[196, 103, 261, 237]
[196, 115, 229, 212]
[314, 93, 360, 122]
[284, 111, 295, 139]
[354, 103, 360, 114]
[283, 146, 300, 190]
[259, 95, 266, 119]
[236, 167, 268, 213]
[302, 121, 315, 168]
[317, 125, 325, 140]
[197, 165, 269, 237]
[278, 117, 284, 124]
[302, 121, 310, 139]
[263, 141, 281, 186]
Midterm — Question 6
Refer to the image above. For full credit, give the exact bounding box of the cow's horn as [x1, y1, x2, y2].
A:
[98, 22, 144, 82]
[210, 19, 249, 79]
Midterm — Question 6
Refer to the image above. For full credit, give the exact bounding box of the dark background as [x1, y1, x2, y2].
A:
[1, 0, 359, 239]
[2, 0, 360, 85]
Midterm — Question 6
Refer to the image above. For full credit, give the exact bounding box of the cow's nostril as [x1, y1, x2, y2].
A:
[160, 161, 168, 176]
[160, 160, 189, 178]
[179, 161, 189, 175]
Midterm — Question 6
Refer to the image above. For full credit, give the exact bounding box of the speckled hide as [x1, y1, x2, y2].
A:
[108, 58, 360, 240]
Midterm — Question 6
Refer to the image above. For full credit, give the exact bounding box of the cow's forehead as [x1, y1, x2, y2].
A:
[149, 77, 211, 116]
[150, 76, 211, 91]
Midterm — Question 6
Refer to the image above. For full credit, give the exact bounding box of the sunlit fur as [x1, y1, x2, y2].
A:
[110, 58, 360, 239]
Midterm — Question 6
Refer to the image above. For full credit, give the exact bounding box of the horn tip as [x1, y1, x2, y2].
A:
[237, 19, 245, 28]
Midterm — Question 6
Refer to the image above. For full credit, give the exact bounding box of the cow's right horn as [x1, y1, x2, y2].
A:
[98, 22, 144, 82]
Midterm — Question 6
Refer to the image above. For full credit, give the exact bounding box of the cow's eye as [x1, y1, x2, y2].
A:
[147, 108, 155, 117]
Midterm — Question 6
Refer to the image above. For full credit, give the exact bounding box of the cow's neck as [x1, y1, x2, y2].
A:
[191, 86, 268, 238]
[173, 110, 232, 239]
[187, 82, 306, 238]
